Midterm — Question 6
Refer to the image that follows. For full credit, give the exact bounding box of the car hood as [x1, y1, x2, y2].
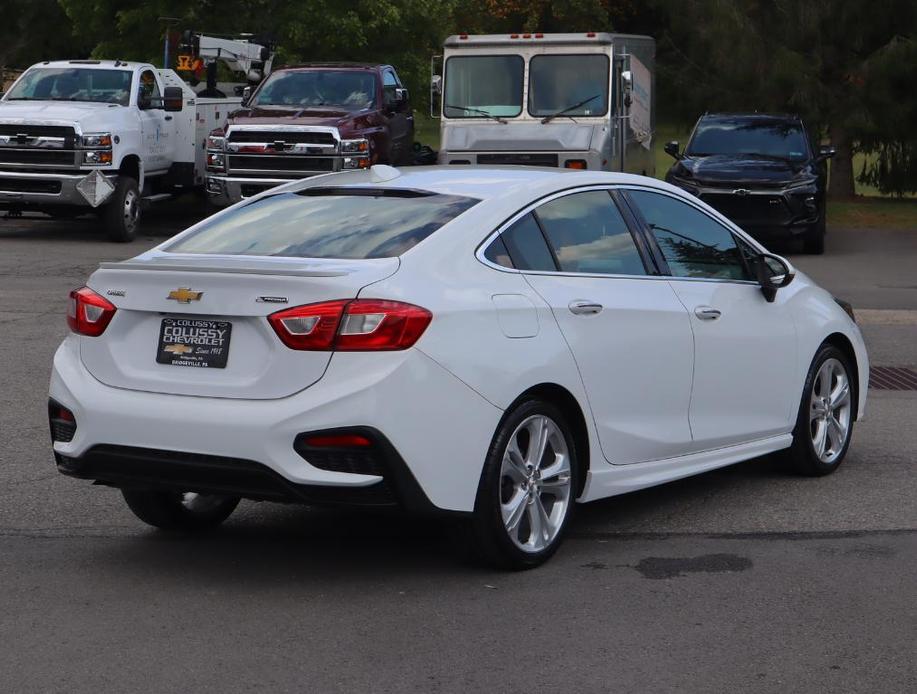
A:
[0, 100, 119, 129]
[227, 105, 365, 128]
[673, 155, 810, 187]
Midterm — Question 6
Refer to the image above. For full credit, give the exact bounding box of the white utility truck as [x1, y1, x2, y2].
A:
[431, 32, 655, 175]
[0, 60, 240, 241]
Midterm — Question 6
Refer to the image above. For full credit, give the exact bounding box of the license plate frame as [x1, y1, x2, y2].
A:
[156, 318, 232, 369]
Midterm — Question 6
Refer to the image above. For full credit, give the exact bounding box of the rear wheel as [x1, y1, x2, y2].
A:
[784, 345, 855, 476]
[461, 400, 578, 570]
[101, 176, 140, 243]
[122, 490, 239, 531]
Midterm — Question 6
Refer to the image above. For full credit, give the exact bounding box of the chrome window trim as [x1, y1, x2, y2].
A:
[475, 183, 762, 286]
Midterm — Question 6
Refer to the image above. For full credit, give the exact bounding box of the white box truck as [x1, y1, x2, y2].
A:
[431, 32, 655, 175]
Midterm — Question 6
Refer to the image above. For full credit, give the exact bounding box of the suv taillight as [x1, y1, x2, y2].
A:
[268, 299, 432, 351]
[67, 287, 116, 336]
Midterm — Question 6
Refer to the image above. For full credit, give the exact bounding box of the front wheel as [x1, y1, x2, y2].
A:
[101, 176, 140, 242]
[122, 489, 240, 531]
[462, 400, 578, 570]
[784, 345, 856, 476]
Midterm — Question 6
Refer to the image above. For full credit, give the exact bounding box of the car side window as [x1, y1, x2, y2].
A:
[500, 213, 557, 271]
[627, 190, 751, 280]
[483, 235, 514, 268]
[533, 191, 646, 275]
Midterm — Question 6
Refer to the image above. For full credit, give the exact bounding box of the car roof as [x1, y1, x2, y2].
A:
[285, 166, 662, 201]
[700, 113, 801, 124]
[35, 60, 142, 70]
[278, 63, 385, 71]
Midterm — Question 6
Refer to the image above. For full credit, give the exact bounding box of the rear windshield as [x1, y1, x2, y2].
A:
[165, 189, 479, 259]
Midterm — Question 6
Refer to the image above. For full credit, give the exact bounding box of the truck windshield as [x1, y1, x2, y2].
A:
[687, 120, 810, 161]
[4, 68, 132, 106]
[165, 189, 480, 259]
[253, 71, 377, 110]
[528, 55, 610, 118]
[443, 55, 523, 118]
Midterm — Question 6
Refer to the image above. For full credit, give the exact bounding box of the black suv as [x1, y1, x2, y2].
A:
[664, 114, 835, 254]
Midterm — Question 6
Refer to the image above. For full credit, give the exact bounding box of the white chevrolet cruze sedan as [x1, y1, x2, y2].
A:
[50, 166, 868, 568]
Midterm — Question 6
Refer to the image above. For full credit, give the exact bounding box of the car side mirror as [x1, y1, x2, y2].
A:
[817, 145, 836, 161]
[240, 86, 252, 107]
[664, 141, 682, 160]
[755, 253, 795, 302]
[163, 87, 183, 112]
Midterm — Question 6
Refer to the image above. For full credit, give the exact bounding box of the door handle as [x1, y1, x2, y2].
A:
[164, 115, 173, 121]
[569, 300, 603, 315]
[694, 306, 722, 321]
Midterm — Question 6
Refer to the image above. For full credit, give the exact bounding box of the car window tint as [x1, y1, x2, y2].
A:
[501, 213, 557, 271]
[627, 190, 750, 280]
[165, 189, 478, 259]
[534, 191, 645, 275]
[483, 235, 514, 268]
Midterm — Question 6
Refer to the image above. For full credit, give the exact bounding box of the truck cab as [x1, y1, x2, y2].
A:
[0, 60, 238, 241]
[205, 63, 414, 206]
[432, 33, 655, 175]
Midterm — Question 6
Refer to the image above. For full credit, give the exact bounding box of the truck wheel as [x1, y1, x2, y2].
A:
[102, 176, 141, 243]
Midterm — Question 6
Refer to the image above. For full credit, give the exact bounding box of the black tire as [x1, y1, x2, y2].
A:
[784, 344, 856, 476]
[803, 212, 826, 255]
[121, 489, 239, 531]
[101, 176, 140, 243]
[460, 399, 579, 570]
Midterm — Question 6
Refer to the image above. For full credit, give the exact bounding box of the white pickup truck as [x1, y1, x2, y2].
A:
[0, 60, 239, 241]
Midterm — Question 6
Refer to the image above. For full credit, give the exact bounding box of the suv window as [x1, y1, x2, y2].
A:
[166, 189, 479, 259]
[500, 213, 556, 271]
[627, 190, 750, 280]
[534, 191, 645, 275]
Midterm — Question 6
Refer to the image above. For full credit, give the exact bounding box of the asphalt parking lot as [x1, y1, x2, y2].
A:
[1, 202, 914, 692]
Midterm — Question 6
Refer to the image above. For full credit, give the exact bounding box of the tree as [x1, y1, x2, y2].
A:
[0, 1, 89, 69]
[654, 0, 917, 198]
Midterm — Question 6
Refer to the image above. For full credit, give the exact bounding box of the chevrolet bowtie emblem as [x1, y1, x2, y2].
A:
[167, 287, 203, 303]
[164, 343, 193, 355]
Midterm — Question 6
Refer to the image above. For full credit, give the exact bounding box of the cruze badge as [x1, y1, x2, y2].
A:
[167, 287, 204, 303]
[733, 189, 750, 196]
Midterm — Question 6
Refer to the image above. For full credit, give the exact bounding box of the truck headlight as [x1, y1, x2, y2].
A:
[207, 152, 225, 171]
[342, 156, 370, 170]
[82, 150, 113, 165]
[206, 135, 226, 150]
[341, 138, 369, 154]
[81, 133, 112, 148]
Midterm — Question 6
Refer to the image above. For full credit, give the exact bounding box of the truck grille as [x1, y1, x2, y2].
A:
[226, 155, 336, 175]
[0, 149, 76, 167]
[0, 124, 76, 146]
[700, 192, 791, 226]
[227, 130, 336, 146]
[0, 178, 62, 194]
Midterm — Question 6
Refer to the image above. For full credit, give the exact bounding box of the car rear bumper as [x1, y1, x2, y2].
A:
[49, 336, 502, 513]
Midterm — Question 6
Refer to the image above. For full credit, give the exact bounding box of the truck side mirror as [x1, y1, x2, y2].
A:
[664, 141, 682, 160]
[431, 75, 442, 95]
[621, 70, 633, 108]
[240, 86, 252, 107]
[163, 87, 183, 112]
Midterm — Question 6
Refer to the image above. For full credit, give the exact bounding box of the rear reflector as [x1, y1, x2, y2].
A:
[48, 399, 77, 443]
[67, 287, 116, 337]
[269, 299, 432, 351]
[303, 434, 373, 448]
[565, 159, 588, 170]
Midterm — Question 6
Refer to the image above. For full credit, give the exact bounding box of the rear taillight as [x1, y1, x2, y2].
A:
[67, 287, 116, 337]
[268, 299, 432, 351]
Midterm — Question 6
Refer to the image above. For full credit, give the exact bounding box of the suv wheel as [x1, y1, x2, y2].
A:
[462, 400, 578, 569]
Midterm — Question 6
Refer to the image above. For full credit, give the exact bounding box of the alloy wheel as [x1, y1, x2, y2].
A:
[809, 357, 852, 463]
[499, 414, 572, 553]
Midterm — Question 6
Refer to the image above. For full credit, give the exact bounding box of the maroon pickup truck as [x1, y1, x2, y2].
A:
[205, 63, 414, 205]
